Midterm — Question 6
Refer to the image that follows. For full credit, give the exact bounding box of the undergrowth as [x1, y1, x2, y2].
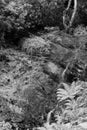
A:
[35, 81, 87, 130]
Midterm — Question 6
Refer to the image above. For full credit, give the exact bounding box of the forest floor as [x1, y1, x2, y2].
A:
[0, 28, 87, 129]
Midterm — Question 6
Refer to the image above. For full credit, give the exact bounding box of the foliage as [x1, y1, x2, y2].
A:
[20, 36, 51, 58]
[56, 81, 87, 126]
[0, 121, 12, 130]
[23, 75, 57, 126]
[1, 1, 87, 130]
[74, 25, 87, 36]
[33, 80, 87, 130]
[0, 0, 64, 45]
[0, 0, 87, 44]
[0, 48, 57, 129]
[57, 81, 82, 101]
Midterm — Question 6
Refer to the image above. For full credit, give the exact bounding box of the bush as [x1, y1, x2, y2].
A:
[20, 36, 51, 57]
[22, 66, 57, 126]
[0, 0, 64, 45]
[0, 0, 87, 45]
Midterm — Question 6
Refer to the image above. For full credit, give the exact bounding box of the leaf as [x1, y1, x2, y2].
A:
[57, 81, 82, 102]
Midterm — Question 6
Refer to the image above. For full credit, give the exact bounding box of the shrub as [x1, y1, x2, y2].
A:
[20, 36, 51, 57]
[0, 0, 64, 45]
[22, 67, 57, 126]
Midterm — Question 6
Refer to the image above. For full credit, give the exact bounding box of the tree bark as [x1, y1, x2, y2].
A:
[63, 0, 77, 31]
[69, 0, 77, 27]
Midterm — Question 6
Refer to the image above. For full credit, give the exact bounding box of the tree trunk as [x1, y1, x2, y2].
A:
[63, 0, 77, 31]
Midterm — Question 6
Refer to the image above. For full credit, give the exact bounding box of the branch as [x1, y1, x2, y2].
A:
[46, 109, 54, 123]
[63, 0, 72, 30]
[66, 0, 72, 11]
[69, 0, 77, 27]
[63, 0, 77, 31]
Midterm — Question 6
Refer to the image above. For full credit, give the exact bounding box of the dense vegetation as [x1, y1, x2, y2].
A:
[0, 0, 87, 130]
[0, 0, 87, 44]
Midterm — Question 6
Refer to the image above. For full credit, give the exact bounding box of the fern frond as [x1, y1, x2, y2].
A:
[57, 81, 82, 102]
[55, 112, 63, 125]
[57, 88, 70, 101]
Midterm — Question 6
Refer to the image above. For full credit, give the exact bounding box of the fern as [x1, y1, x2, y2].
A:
[57, 81, 82, 101]
[56, 81, 87, 127]
[56, 81, 87, 126]
[64, 99, 87, 121]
